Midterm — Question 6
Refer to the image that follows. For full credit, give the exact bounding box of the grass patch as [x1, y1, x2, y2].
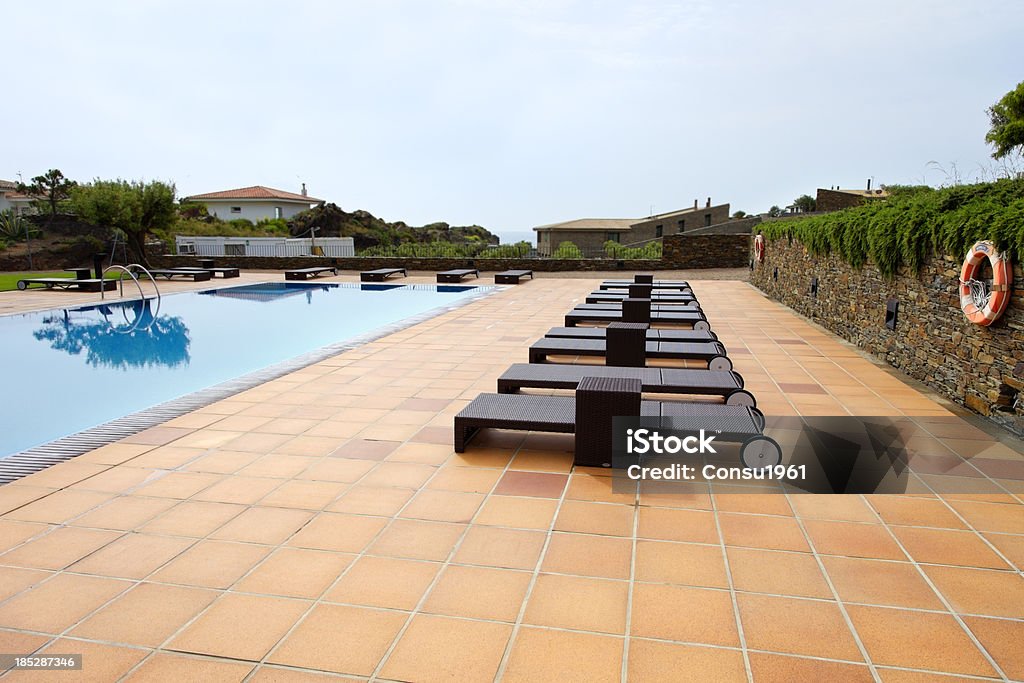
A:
[760, 178, 1024, 278]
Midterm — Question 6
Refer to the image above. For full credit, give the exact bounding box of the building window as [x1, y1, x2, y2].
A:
[230, 206, 242, 214]
[678, 219, 686, 232]
[655, 225, 663, 238]
[606, 232, 621, 243]
[704, 213, 712, 227]
[274, 207, 282, 219]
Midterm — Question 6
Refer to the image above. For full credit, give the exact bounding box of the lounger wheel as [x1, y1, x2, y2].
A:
[17, 280, 28, 290]
[708, 355, 732, 372]
[686, 301, 700, 310]
[725, 389, 756, 408]
[693, 320, 711, 332]
[740, 435, 782, 470]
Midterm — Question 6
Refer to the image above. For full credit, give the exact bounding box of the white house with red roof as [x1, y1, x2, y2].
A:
[0, 179, 36, 215]
[182, 184, 324, 223]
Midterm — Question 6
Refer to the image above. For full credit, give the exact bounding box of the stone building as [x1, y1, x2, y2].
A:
[533, 198, 731, 254]
[816, 186, 888, 213]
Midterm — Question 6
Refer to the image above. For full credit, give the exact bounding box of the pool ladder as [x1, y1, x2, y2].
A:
[100, 264, 162, 333]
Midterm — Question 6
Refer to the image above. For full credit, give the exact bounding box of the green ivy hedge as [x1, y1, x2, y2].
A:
[759, 178, 1024, 278]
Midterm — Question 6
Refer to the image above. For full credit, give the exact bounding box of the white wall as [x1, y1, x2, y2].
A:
[205, 200, 312, 223]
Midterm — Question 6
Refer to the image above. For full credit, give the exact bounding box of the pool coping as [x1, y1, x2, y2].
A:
[0, 281, 499, 484]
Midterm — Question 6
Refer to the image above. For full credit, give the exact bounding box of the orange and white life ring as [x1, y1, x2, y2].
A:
[959, 240, 1012, 326]
[753, 234, 765, 263]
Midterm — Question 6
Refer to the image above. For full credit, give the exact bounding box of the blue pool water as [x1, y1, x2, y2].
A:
[2, 282, 483, 458]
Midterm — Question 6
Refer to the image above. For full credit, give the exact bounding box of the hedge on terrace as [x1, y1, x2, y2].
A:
[759, 178, 1024, 278]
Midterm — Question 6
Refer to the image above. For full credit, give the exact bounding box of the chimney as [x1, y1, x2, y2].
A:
[301, 182, 307, 197]
[693, 199, 698, 210]
[866, 178, 871, 192]
[706, 197, 711, 208]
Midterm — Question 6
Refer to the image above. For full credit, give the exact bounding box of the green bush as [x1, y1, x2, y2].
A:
[604, 240, 662, 259]
[553, 241, 583, 259]
[760, 178, 1024, 278]
[479, 241, 532, 258]
[254, 218, 289, 234]
[0, 210, 38, 242]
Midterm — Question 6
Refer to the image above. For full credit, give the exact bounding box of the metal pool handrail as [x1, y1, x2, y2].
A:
[101, 264, 162, 333]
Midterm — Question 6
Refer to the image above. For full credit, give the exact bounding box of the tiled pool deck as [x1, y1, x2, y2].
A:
[0, 271, 1022, 682]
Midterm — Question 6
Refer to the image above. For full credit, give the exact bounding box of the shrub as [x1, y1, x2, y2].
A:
[254, 218, 289, 234]
[553, 241, 583, 259]
[604, 240, 662, 259]
[760, 177, 1024, 278]
[0, 210, 37, 242]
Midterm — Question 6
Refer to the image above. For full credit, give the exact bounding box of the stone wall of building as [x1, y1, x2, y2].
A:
[750, 236, 1024, 434]
[662, 233, 751, 268]
[631, 203, 732, 239]
[154, 233, 751, 273]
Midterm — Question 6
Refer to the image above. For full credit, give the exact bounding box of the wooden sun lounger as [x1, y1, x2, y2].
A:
[360, 268, 407, 282]
[455, 377, 770, 468]
[529, 338, 732, 370]
[177, 267, 240, 278]
[436, 269, 480, 283]
[495, 269, 534, 284]
[16, 278, 116, 292]
[545, 326, 718, 342]
[285, 267, 337, 280]
[497, 364, 754, 406]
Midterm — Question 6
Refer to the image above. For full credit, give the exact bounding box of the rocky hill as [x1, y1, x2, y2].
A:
[288, 203, 499, 251]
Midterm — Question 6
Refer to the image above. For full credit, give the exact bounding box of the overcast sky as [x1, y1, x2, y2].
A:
[5, 0, 1022, 242]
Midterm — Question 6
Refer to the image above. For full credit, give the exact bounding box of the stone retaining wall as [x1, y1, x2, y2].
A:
[750, 237, 1024, 434]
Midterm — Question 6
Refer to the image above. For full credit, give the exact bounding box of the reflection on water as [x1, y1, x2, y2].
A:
[33, 299, 191, 370]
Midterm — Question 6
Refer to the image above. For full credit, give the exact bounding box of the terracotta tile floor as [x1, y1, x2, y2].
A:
[0, 271, 1023, 681]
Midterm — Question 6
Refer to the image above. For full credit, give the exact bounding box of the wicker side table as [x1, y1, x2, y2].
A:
[628, 283, 653, 299]
[574, 376, 642, 467]
[606, 322, 649, 367]
[622, 297, 652, 323]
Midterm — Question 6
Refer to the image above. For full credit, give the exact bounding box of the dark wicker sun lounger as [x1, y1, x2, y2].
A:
[360, 268, 407, 282]
[177, 267, 240, 278]
[497, 364, 753, 405]
[586, 291, 697, 304]
[599, 280, 690, 291]
[286, 267, 338, 280]
[436, 269, 480, 283]
[16, 278, 116, 292]
[576, 303, 701, 312]
[134, 268, 212, 282]
[455, 377, 773, 469]
[545, 326, 718, 342]
[565, 307, 710, 329]
[528, 338, 732, 370]
[495, 269, 533, 284]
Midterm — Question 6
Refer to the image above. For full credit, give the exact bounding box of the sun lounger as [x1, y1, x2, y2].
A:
[133, 268, 212, 282]
[16, 277, 116, 292]
[286, 267, 338, 281]
[360, 268, 407, 282]
[575, 303, 701, 312]
[528, 338, 732, 370]
[586, 291, 697, 304]
[436, 269, 480, 283]
[497, 364, 754, 405]
[545, 326, 718, 342]
[565, 307, 710, 329]
[455, 376, 773, 469]
[177, 267, 240, 278]
[495, 269, 533, 284]
[599, 280, 690, 291]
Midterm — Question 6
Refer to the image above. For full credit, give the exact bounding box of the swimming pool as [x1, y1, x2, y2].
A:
[2, 282, 488, 461]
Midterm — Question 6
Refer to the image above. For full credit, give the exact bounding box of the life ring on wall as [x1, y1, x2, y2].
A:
[959, 240, 1012, 326]
[753, 234, 765, 263]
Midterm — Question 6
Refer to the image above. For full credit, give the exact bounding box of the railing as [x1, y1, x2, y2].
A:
[101, 264, 161, 332]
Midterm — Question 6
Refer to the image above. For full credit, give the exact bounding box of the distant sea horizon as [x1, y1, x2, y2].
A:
[494, 229, 535, 246]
